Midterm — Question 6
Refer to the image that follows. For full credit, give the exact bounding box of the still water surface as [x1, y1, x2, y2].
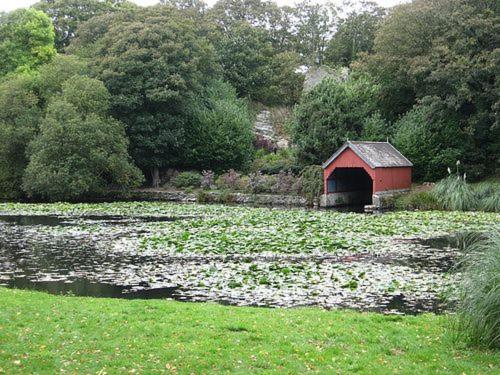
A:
[0, 214, 457, 314]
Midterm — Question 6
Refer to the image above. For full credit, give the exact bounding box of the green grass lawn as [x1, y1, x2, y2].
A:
[0, 288, 498, 374]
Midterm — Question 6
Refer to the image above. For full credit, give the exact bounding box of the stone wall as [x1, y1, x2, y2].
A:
[320, 188, 411, 209]
[114, 189, 308, 207]
[372, 189, 411, 209]
[320, 191, 369, 207]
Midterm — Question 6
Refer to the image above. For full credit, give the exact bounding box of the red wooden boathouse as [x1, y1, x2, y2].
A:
[321, 141, 412, 207]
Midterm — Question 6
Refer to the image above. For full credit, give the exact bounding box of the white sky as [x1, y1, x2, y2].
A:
[0, 0, 408, 13]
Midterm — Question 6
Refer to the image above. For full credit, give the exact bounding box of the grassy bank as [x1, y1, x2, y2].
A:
[0, 288, 498, 374]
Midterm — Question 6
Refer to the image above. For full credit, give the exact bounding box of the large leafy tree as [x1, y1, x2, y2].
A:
[186, 80, 255, 172]
[209, 0, 273, 29]
[0, 8, 56, 77]
[23, 76, 143, 201]
[34, 54, 88, 105]
[393, 98, 472, 182]
[34, 0, 136, 51]
[214, 21, 303, 105]
[292, 76, 381, 166]
[294, 0, 337, 65]
[215, 21, 273, 100]
[208, 0, 295, 51]
[0, 74, 41, 199]
[354, 0, 450, 118]
[355, 0, 499, 178]
[0, 55, 88, 199]
[263, 51, 304, 106]
[209, 0, 339, 64]
[69, 6, 220, 187]
[325, 5, 385, 67]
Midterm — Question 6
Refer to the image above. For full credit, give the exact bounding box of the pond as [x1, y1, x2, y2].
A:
[0, 203, 496, 314]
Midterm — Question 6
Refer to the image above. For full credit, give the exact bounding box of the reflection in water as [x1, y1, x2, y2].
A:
[7, 277, 178, 299]
[0, 215, 69, 226]
[0, 214, 186, 226]
[0, 213, 456, 314]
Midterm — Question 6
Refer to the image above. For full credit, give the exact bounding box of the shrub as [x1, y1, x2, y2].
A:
[394, 190, 439, 211]
[219, 190, 237, 204]
[455, 231, 486, 253]
[252, 148, 298, 175]
[478, 194, 500, 213]
[247, 172, 278, 194]
[455, 229, 500, 349]
[172, 171, 202, 189]
[397, 178, 499, 212]
[261, 175, 277, 193]
[393, 99, 470, 182]
[272, 170, 297, 194]
[253, 135, 277, 153]
[249, 171, 265, 193]
[238, 175, 251, 192]
[361, 112, 392, 142]
[292, 76, 380, 166]
[300, 165, 323, 204]
[201, 170, 215, 190]
[216, 169, 241, 190]
[187, 80, 255, 172]
[196, 190, 212, 203]
[433, 174, 477, 211]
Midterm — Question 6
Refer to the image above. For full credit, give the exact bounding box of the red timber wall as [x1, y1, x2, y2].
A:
[372, 167, 411, 192]
[323, 148, 412, 194]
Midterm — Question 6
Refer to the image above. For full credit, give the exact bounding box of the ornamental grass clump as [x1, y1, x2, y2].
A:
[456, 229, 500, 349]
[474, 181, 500, 212]
[433, 164, 477, 211]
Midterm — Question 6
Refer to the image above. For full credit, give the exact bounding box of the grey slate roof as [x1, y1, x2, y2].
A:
[322, 141, 413, 169]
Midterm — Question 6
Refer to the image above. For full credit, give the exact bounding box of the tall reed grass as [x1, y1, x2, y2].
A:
[397, 175, 499, 212]
[433, 175, 478, 211]
[456, 229, 500, 349]
[474, 181, 500, 212]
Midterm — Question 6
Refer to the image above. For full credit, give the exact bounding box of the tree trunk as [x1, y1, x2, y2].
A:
[151, 167, 160, 188]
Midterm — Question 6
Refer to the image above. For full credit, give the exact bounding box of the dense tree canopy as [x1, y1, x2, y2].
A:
[0, 0, 498, 201]
[213, 21, 303, 105]
[187, 80, 255, 172]
[0, 8, 56, 77]
[23, 76, 143, 201]
[325, 5, 385, 67]
[293, 0, 336, 65]
[34, 0, 136, 51]
[354, 0, 499, 179]
[0, 74, 41, 199]
[70, 6, 220, 186]
[292, 77, 381, 166]
[215, 21, 274, 101]
[0, 55, 89, 199]
[208, 0, 295, 51]
[208, 0, 348, 65]
[393, 98, 471, 182]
